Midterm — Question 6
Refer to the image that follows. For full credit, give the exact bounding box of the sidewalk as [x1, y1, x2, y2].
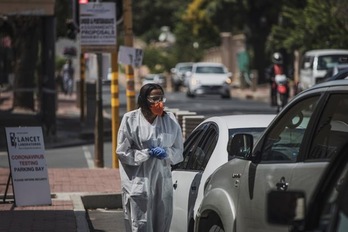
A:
[0, 83, 271, 232]
[0, 90, 120, 232]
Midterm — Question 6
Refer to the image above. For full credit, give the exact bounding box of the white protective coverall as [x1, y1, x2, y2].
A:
[116, 109, 184, 232]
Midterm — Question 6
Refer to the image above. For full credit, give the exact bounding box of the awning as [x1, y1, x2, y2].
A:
[0, 0, 55, 16]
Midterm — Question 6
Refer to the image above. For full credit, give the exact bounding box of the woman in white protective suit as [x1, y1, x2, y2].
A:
[116, 83, 184, 232]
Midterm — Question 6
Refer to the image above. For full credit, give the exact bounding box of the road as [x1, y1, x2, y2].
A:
[0, 84, 276, 169]
[0, 83, 277, 232]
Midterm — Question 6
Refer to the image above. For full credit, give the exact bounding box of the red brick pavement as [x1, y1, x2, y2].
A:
[0, 168, 121, 232]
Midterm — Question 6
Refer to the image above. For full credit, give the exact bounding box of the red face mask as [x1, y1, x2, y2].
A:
[150, 101, 164, 116]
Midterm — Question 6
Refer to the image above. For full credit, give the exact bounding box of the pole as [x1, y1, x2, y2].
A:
[123, 0, 136, 111]
[111, 51, 120, 168]
[80, 53, 85, 122]
[94, 53, 104, 168]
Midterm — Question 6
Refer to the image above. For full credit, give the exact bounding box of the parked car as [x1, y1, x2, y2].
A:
[171, 62, 194, 91]
[195, 79, 348, 232]
[141, 73, 167, 88]
[319, 63, 348, 83]
[186, 62, 232, 98]
[170, 114, 276, 232]
[299, 49, 348, 91]
[267, 141, 348, 231]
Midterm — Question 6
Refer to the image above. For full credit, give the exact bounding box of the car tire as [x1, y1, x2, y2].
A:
[221, 92, 231, 99]
[173, 83, 181, 92]
[187, 90, 195, 98]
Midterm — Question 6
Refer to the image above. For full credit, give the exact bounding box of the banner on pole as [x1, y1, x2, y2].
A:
[80, 2, 117, 53]
[5, 127, 51, 207]
[118, 45, 143, 67]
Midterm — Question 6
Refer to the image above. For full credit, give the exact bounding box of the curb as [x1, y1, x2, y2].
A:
[71, 193, 123, 232]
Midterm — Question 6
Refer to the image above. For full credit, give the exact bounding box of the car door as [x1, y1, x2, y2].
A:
[171, 123, 218, 232]
[236, 95, 322, 232]
[291, 93, 348, 214]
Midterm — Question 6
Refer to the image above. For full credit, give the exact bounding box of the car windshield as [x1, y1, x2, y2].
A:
[317, 55, 348, 70]
[178, 65, 192, 72]
[196, 66, 225, 74]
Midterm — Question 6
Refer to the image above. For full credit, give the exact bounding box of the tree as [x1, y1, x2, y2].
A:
[176, 0, 283, 82]
[268, 0, 348, 53]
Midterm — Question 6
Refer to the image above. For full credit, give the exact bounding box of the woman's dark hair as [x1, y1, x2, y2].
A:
[137, 83, 164, 112]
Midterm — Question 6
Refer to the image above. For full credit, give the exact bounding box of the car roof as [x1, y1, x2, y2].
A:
[200, 114, 276, 129]
[310, 78, 348, 88]
[304, 49, 348, 56]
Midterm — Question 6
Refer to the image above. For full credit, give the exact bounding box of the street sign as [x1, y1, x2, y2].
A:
[80, 2, 117, 53]
[5, 127, 51, 207]
[118, 45, 143, 67]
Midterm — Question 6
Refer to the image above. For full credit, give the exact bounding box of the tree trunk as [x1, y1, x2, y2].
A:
[12, 16, 40, 111]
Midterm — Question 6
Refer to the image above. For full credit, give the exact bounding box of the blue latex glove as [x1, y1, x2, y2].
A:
[150, 147, 166, 159]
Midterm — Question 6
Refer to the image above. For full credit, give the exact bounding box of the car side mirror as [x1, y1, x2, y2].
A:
[227, 72, 232, 78]
[171, 68, 176, 74]
[304, 62, 311, 69]
[227, 133, 253, 160]
[185, 71, 192, 77]
[267, 191, 306, 226]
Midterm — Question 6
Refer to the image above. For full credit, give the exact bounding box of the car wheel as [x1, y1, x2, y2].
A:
[174, 84, 180, 92]
[187, 90, 195, 98]
[221, 91, 231, 99]
[199, 214, 225, 232]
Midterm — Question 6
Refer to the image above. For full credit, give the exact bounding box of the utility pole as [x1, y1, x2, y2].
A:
[111, 51, 120, 168]
[123, 0, 136, 111]
[80, 53, 85, 122]
[94, 53, 104, 168]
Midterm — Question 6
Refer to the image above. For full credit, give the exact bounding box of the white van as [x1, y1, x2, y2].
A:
[299, 49, 348, 90]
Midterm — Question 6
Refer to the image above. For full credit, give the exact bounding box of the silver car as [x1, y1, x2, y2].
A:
[195, 79, 348, 232]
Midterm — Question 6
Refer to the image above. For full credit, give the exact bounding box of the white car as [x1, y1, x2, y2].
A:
[299, 49, 348, 90]
[170, 114, 276, 232]
[195, 79, 348, 232]
[186, 62, 232, 98]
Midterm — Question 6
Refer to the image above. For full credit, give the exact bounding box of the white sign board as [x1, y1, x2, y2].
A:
[118, 45, 143, 67]
[80, 2, 117, 53]
[5, 127, 51, 207]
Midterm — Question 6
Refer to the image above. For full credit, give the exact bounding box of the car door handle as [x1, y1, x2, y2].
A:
[173, 180, 178, 190]
[276, 177, 288, 191]
[232, 173, 241, 178]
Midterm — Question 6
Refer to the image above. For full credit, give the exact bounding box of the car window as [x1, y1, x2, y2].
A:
[178, 65, 192, 72]
[260, 96, 320, 162]
[308, 94, 348, 161]
[177, 123, 208, 169]
[228, 128, 266, 160]
[186, 125, 218, 171]
[317, 55, 348, 70]
[301, 56, 313, 69]
[196, 66, 225, 74]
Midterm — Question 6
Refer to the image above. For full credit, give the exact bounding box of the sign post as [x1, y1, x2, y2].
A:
[5, 127, 51, 207]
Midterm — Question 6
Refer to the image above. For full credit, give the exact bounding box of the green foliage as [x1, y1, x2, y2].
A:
[268, 0, 348, 54]
[55, 56, 66, 71]
[143, 46, 177, 73]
